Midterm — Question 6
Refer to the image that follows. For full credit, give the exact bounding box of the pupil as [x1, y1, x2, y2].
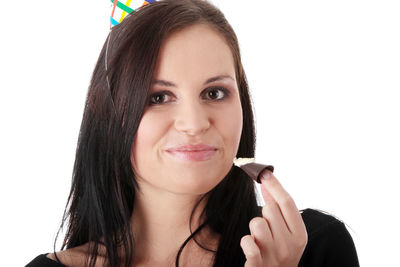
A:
[209, 91, 217, 99]
[156, 95, 163, 102]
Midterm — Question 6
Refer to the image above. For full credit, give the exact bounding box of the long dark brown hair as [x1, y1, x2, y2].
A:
[55, 0, 260, 266]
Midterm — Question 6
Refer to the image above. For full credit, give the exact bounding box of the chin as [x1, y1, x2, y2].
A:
[167, 169, 229, 195]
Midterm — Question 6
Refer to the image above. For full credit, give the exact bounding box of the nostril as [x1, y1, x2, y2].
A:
[174, 110, 211, 135]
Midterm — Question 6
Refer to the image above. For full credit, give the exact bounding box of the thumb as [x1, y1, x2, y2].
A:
[240, 235, 262, 266]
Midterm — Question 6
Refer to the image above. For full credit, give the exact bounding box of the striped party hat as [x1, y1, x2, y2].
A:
[110, 0, 157, 28]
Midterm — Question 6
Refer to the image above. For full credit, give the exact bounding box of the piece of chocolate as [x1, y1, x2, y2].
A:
[239, 163, 274, 184]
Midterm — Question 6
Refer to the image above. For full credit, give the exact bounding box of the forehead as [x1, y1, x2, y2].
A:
[153, 23, 236, 84]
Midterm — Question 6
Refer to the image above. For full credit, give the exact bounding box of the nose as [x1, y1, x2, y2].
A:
[174, 100, 211, 136]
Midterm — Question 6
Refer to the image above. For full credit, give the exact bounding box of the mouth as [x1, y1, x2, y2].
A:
[165, 144, 218, 162]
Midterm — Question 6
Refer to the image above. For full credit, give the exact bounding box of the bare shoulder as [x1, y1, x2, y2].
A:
[47, 243, 104, 266]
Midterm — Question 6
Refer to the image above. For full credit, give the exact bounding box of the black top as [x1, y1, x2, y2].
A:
[26, 209, 359, 267]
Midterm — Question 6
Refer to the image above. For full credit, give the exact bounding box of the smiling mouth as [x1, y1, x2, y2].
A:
[165, 147, 218, 162]
[166, 150, 217, 161]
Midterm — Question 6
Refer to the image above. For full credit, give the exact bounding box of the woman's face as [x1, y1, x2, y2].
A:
[131, 24, 243, 195]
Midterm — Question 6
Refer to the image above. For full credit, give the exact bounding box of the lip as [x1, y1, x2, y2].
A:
[165, 144, 218, 161]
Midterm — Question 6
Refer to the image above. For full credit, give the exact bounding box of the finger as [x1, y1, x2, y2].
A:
[259, 172, 290, 235]
[260, 180, 274, 203]
[240, 235, 263, 266]
[261, 198, 291, 240]
[260, 170, 306, 236]
[248, 217, 273, 252]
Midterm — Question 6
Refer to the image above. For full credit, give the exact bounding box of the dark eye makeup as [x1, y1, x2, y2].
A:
[202, 87, 230, 101]
[149, 90, 173, 105]
[148, 87, 230, 106]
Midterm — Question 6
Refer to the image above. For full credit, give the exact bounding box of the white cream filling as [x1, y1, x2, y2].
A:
[233, 157, 255, 167]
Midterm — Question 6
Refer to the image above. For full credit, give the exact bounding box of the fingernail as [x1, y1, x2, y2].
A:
[240, 163, 274, 184]
[259, 169, 271, 181]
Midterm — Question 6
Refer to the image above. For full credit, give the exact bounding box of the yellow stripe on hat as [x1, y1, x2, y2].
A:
[119, 0, 133, 23]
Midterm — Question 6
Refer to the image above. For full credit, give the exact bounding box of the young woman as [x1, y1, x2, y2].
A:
[26, 0, 359, 266]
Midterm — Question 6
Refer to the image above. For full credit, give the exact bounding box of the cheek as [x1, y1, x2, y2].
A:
[217, 100, 243, 155]
[130, 112, 169, 173]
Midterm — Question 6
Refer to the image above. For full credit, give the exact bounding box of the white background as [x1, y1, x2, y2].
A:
[1, 0, 399, 266]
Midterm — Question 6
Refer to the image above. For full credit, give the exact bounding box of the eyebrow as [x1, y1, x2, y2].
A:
[152, 75, 235, 87]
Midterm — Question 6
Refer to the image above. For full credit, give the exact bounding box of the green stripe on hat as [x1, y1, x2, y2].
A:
[110, 0, 135, 14]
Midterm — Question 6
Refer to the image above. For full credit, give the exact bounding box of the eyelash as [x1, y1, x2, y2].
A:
[148, 87, 230, 105]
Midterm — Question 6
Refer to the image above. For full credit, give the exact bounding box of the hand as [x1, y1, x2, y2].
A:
[240, 170, 308, 267]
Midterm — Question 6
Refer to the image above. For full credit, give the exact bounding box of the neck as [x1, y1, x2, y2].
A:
[130, 183, 216, 264]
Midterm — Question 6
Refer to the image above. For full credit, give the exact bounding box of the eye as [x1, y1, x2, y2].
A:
[149, 91, 173, 105]
[203, 87, 230, 101]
